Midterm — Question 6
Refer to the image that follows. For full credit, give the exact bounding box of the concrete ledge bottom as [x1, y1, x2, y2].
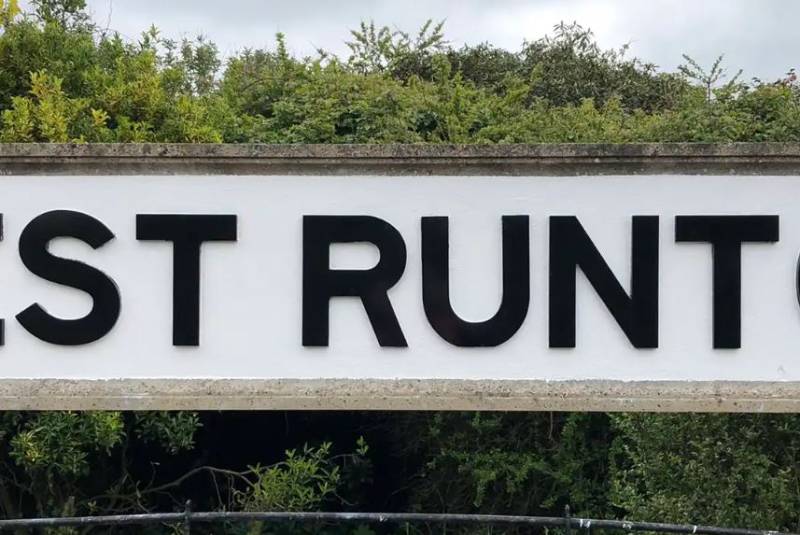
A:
[1, 379, 798, 412]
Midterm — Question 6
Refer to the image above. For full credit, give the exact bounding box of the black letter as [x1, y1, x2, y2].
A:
[422, 216, 529, 346]
[303, 215, 406, 347]
[136, 214, 237, 346]
[676, 215, 779, 349]
[549, 216, 659, 348]
[16, 210, 120, 345]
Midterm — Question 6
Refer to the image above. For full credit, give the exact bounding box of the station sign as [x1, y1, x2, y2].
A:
[0, 172, 797, 410]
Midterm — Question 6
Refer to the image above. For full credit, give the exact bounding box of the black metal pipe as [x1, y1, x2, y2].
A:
[0, 510, 793, 535]
[0, 512, 185, 528]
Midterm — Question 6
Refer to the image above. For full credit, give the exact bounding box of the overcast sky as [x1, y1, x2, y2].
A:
[25, 0, 796, 81]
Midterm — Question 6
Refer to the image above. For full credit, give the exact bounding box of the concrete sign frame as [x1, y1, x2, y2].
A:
[0, 143, 799, 412]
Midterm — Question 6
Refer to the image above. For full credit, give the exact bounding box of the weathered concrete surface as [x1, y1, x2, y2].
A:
[0, 142, 799, 412]
[0, 379, 798, 411]
[1, 142, 800, 175]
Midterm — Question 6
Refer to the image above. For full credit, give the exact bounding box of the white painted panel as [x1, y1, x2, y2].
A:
[0, 174, 795, 386]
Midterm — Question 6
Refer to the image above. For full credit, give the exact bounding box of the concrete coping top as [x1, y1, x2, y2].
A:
[1, 142, 799, 175]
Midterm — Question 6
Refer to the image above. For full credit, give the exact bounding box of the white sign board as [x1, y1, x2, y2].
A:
[0, 174, 798, 410]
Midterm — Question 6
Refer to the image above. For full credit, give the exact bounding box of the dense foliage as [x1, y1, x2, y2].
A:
[1, 2, 799, 145]
[1, 1, 800, 533]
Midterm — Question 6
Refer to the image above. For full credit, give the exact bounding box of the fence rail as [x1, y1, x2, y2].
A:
[0, 504, 794, 535]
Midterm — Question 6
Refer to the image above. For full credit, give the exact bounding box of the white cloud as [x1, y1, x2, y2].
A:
[19, 0, 798, 80]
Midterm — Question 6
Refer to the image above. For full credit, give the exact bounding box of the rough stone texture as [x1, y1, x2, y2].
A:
[0, 142, 799, 411]
[1, 142, 800, 175]
[0, 379, 797, 411]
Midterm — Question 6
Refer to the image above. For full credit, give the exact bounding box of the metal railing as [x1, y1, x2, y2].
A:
[0, 504, 793, 534]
